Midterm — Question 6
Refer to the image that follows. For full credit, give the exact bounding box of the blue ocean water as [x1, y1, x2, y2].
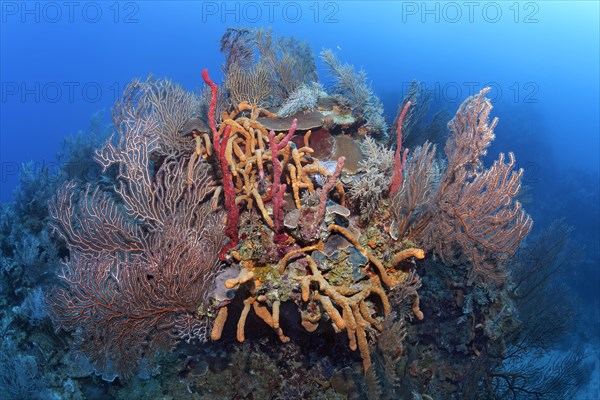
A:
[1, 1, 599, 399]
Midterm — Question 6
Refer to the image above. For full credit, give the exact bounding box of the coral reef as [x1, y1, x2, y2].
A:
[47, 60, 532, 387]
[7, 28, 594, 400]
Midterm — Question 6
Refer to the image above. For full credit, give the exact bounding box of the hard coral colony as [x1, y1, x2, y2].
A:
[47, 30, 532, 387]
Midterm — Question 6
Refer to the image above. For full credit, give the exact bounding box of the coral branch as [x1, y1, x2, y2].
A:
[49, 182, 146, 254]
[389, 248, 426, 267]
[210, 307, 228, 341]
[293, 256, 390, 371]
[389, 101, 411, 194]
[203, 69, 240, 259]
[202, 69, 220, 146]
[389, 141, 439, 241]
[269, 118, 297, 242]
[316, 156, 345, 223]
[48, 213, 225, 379]
[423, 88, 532, 282]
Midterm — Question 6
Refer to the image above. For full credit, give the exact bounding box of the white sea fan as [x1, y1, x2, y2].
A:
[277, 82, 325, 117]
